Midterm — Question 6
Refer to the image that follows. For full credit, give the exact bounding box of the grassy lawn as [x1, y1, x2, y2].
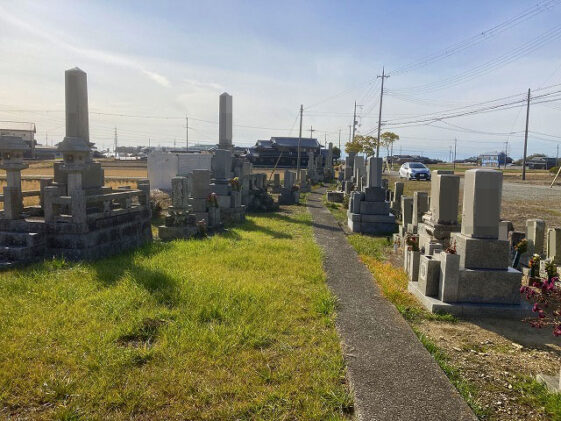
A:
[0, 207, 352, 420]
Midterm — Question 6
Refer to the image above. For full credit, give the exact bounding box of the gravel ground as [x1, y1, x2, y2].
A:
[386, 171, 561, 231]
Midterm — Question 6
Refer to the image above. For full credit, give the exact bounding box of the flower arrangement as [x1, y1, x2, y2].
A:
[512, 238, 528, 269]
[229, 177, 241, 192]
[207, 192, 219, 208]
[445, 240, 457, 254]
[405, 234, 419, 252]
[515, 238, 528, 254]
[529, 254, 541, 278]
[196, 219, 208, 237]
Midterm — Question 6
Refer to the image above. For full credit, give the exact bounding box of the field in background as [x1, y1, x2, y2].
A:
[0, 160, 147, 210]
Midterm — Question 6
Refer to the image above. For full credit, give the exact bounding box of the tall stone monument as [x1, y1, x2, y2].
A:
[219, 92, 233, 150]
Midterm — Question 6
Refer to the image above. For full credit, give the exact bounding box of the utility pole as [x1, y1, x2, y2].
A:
[185, 114, 189, 151]
[338, 129, 341, 151]
[148, 138, 151, 149]
[173, 138, 176, 149]
[556, 144, 559, 166]
[453, 138, 457, 171]
[310, 126, 315, 139]
[351, 101, 358, 144]
[114, 127, 118, 159]
[522, 88, 531, 180]
[376, 66, 390, 158]
[45, 130, 48, 147]
[296, 104, 303, 178]
[504, 140, 509, 169]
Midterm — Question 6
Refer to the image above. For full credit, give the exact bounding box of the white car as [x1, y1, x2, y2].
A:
[399, 162, 431, 181]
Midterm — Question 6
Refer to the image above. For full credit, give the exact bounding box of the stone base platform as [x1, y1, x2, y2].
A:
[47, 209, 153, 260]
[158, 224, 199, 241]
[455, 267, 522, 304]
[451, 232, 510, 270]
[408, 281, 533, 318]
[536, 373, 561, 392]
[278, 189, 299, 205]
[348, 211, 397, 235]
[326, 191, 344, 203]
[221, 206, 246, 224]
[1, 209, 152, 265]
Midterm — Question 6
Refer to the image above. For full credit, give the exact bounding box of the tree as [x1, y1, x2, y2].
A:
[345, 138, 363, 155]
[380, 132, 400, 157]
[355, 135, 379, 157]
[332, 146, 341, 160]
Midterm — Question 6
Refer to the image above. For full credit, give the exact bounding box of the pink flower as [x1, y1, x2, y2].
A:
[554, 325, 561, 337]
[533, 303, 540, 313]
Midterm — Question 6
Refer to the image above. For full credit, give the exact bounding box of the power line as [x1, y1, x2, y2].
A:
[392, 23, 561, 94]
[391, 0, 560, 75]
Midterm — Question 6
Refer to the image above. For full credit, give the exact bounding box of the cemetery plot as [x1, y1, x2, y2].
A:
[0, 207, 352, 420]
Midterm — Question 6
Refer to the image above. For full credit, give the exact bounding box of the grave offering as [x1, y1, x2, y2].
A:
[278, 170, 299, 205]
[0, 68, 152, 268]
[347, 157, 397, 235]
[409, 169, 527, 317]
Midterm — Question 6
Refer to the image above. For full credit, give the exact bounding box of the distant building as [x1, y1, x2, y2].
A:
[527, 156, 557, 170]
[479, 152, 500, 167]
[247, 137, 321, 167]
[34, 145, 61, 160]
[0, 122, 36, 158]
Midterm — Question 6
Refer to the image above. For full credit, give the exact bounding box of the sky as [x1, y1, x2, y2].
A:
[1, 0, 561, 160]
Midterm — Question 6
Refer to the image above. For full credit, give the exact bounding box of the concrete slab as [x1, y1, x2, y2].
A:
[409, 282, 533, 319]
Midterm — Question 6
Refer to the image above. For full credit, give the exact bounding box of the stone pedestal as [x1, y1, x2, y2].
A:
[347, 181, 397, 235]
[418, 171, 460, 250]
[418, 254, 441, 297]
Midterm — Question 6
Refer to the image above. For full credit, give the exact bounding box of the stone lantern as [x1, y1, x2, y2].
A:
[57, 136, 91, 193]
[56, 136, 91, 224]
[0, 135, 29, 219]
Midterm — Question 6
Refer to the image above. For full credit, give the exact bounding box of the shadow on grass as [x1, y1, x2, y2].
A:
[91, 242, 180, 308]
[225, 216, 293, 240]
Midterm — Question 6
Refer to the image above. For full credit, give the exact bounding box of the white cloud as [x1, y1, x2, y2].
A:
[0, 5, 170, 88]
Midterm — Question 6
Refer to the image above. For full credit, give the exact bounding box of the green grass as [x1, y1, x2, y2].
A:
[514, 377, 561, 420]
[0, 207, 352, 420]
[412, 328, 490, 419]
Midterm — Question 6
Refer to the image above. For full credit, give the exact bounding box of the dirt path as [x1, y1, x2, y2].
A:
[307, 187, 476, 421]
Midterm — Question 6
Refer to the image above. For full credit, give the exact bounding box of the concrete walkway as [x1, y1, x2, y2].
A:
[307, 188, 476, 421]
